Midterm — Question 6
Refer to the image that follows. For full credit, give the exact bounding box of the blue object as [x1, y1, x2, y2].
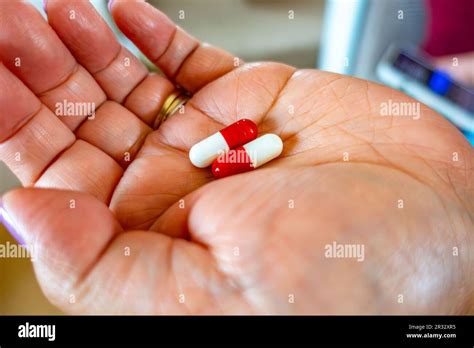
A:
[428, 70, 452, 96]
[463, 130, 474, 146]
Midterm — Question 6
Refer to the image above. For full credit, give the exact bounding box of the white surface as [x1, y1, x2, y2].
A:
[243, 134, 283, 168]
[319, 0, 363, 74]
[189, 132, 230, 168]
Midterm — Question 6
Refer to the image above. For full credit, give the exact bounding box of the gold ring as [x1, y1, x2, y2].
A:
[153, 90, 190, 129]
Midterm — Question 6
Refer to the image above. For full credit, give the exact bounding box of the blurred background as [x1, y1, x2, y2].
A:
[1, 0, 473, 314]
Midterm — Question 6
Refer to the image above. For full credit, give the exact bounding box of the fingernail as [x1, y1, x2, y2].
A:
[108, 0, 114, 12]
[42, 0, 48, 11]
[0, 197, 25, 246]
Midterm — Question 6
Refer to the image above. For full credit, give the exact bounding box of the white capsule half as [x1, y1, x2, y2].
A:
[189, 132, 230, 168]
[243, 134, 283, 168]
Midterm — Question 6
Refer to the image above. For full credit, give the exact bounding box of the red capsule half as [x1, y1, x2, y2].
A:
[189, 118, 258, 168]
[212, 147, 254, 179]
[212, 134, 284, 179]
[219, 119, 258, 149]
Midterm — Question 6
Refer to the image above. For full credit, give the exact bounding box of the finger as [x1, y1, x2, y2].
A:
[0, 1, 106, 130]
[0, 64, 75, 185]
[35, 140, 123, 203]
[0, 64, 123, 201]
[123, 73, 175, 126]
[40, 65, 106, 130]
[1, 188, 122, 309]
[1, 188, 246, 314]
[76, 101, 152, 167]
[110, 0, 242, 93]
[0, 64, 41, 143]
[0, 1, 74, 93]
[45, 0, 148, 103]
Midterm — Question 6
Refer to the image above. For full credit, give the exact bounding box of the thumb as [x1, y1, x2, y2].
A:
[0, 188, 122, 309]
[1, 188, 246, 314]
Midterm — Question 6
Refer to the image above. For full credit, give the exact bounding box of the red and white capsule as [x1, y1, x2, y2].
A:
[189, 119, 258, 168]
[212, 134, 283, 179]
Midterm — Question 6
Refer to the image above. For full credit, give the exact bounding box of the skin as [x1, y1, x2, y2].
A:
[0, 0, 473, 314]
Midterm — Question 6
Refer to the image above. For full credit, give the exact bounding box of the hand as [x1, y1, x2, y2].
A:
[1, 0, 473, 314]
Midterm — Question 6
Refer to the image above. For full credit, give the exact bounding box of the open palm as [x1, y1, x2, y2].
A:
[1, 0, 473, 314]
